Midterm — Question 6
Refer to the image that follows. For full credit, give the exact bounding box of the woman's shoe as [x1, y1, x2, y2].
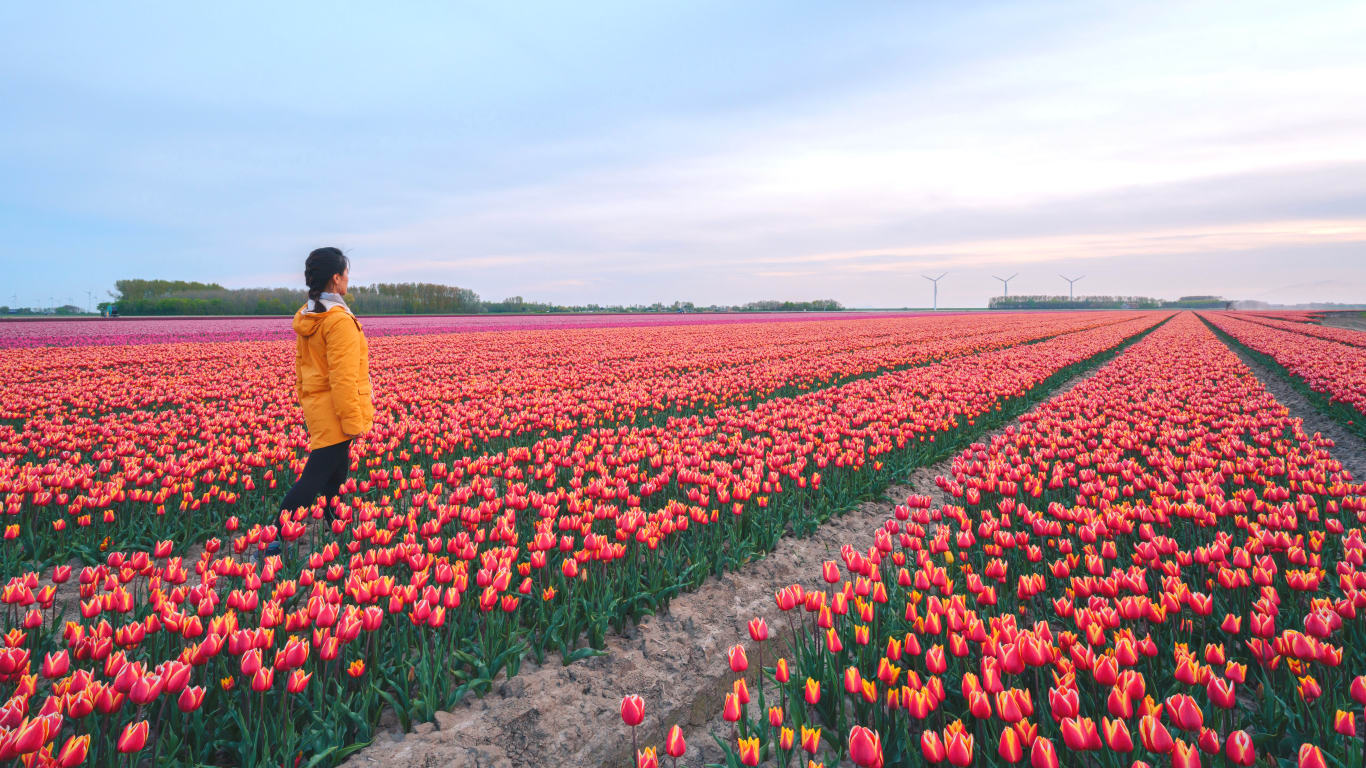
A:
[256, 540, 281, 565]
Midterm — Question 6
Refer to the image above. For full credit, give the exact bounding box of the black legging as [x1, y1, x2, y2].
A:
[280, 439, 353, 519]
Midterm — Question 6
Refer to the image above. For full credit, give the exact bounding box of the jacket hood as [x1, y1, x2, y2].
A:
[293, 305, 350, 337]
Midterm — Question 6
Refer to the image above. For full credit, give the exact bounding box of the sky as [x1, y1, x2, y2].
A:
[3, 1, 1365, 310]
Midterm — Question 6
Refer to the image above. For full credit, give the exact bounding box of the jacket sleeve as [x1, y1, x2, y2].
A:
[294, 345, 305, 402]
[324, 314, 367, 435]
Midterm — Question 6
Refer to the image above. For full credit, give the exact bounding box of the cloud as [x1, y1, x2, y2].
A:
[7, 1, 1366, 307]
[776, 218, 1366, 274]
[329, 1, 1366, 307]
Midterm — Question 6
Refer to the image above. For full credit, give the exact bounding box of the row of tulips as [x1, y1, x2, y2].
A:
[0, 311, 935, 351]
[1227, 313, 1366, 349]
[1203, 312, 1366, 434]
[0, 312, 1141, 573]
[691, 313, 1365, 767]
[0, 314, 1166, 766]
[1238, 311, 1325, 325]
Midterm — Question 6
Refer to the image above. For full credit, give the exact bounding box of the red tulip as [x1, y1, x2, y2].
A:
[162, 661, 192, 694]
[1062, 717, 1101, 751]
[998, 726, 1024, 763]
[621, 694, 645, 727]
[775, 587, 798, 611]
[849, 726, 883, 768]
[921, 729, 946, 764]
[1298, 743, 1327, 768]
[665, 724, 686, 758]
[722, 693, 741, 722]
[1171, 739, 1201, 768]
[1102, 717, 1133, 752]
[737, 737, 760, 767]
[1138, 715, 1174, 754]
[1093, 656, 1119, 685]
[801, 725, 821, 755]
[733, 677, 750, 705]
[1225, 730, 1256, 767]
[996, 689, 1028, 722]
[1165, 694, 1204, 732]
[1336, 710, 1356, 737]
[968, 690, 992, 719]
[843, 666, 862, 694]
[926, 645, 947, 674]
[747, 617, 768, 642]
[178, 685, 205, 713]
[1029, 736, 1058, 768]
[637, 746, 658, 768]
[239, 648, 262, 676]
[251, 667, 274, 692]
[287, 668, 312, 693]
[945, 728, 973, 767]
[117, 720, 149, 754]
[279, 636, 309, 669]
[1049, 686, 1079, 721]
[728, 644, 748, 673]
[128, 673, 164, 706]
[56, 734, 90, 767]
[11, 716, 50, 755]
[1206, 677, 1236, 710]
[40, 650, 69, 679]
[1351, 676, 1366, 706]
[1106, 685, 1134, 718]
[804, 678, 820, 705]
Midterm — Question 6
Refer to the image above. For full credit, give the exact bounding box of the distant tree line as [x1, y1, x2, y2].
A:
[106, 281, 306, 315]
[0, 305, 89, 315]
[347, 283, 481, 314]
[989, 295, 1232, 310]
[100, 279, 844, 316]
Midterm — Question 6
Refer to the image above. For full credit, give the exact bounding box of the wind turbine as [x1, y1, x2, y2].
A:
[1060, 274, 1085, 301]
[923, 273, 947, 311]
[993, 273, 1019, 297]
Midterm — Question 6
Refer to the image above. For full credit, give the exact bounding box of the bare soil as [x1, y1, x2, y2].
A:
[342, 369, 1106, 768]
[1320, 311, 1366, 332]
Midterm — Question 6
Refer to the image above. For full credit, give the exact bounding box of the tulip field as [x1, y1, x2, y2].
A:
[660, 313, 1366, 768]
[1, 310, 1364, 767]
[1204, 313, 1366, 439]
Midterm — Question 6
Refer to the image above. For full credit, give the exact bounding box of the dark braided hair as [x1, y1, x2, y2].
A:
[304, 247, 348, 313]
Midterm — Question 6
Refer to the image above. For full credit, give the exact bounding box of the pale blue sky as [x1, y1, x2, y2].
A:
[3, 1, 1364, 309]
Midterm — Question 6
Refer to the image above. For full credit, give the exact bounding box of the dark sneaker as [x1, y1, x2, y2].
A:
[255, 540, 281, 565]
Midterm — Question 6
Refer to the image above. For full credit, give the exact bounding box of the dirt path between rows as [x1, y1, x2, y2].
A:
[342, 364, 1112, 768]
[1219, 339, 1366, 480]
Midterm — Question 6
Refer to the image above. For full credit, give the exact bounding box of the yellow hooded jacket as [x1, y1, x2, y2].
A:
[292, 303, 374, 450]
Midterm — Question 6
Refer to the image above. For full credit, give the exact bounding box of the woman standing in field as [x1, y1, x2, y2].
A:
[277, 247, 374, 528]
